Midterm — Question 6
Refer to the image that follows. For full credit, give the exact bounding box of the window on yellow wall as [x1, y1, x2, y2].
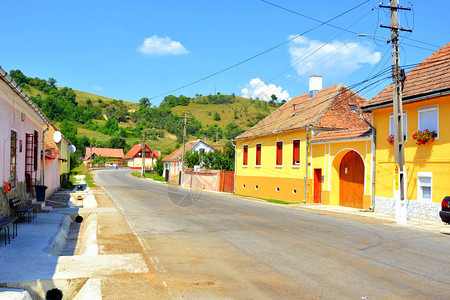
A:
[255, 144, 261, 166]
[418, 106, 439, 138]
[417, 172, 432, 201]
[276, 141, 283, 166]
[243, 145, 248, 166]
[292, 139, 300, 165]
[389, 112, 407, 141]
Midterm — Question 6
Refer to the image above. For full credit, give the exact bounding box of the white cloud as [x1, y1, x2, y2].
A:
[241, 78, 290, 101]
[137, 35, 188, 56]
[288, 35, 381, 79]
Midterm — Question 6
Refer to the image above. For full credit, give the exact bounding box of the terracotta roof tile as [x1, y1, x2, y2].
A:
[84, 147, 124, 160]
[363, 42, 450, 108]
[310, 129, 371, 142]
[235, 84, 370, 140]
[161, 140, 200, 162]
[124, 144, 159, 159]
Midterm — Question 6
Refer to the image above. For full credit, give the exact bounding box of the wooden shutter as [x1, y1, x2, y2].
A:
[243, 145, 248, 166]
[276, 141, 283, 165]
[256, 144, 261, 166]
[293, 140, 300, 165]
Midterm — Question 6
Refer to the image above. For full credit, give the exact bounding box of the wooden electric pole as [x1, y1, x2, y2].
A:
[380, 0, 411, 224]
[181, 112, 188, 184]
[141, 133, 146, 176]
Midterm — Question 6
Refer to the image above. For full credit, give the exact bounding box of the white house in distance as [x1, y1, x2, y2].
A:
[161, 139, 216, 184]
[0, 66, 52, 216]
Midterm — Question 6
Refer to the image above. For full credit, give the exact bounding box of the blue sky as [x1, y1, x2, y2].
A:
[1, 0, 448, 106]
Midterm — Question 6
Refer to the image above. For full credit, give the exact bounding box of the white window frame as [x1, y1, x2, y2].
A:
[389, 111, 407, 141]
[292, 139, 301, 167]
[417, 172, 432, 202]
[418, 105, 439, 139]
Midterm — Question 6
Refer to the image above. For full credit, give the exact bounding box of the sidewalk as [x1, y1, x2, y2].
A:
[290, 203, 450, 234]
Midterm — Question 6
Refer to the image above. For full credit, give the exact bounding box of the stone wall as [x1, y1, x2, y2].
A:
[374, 196, 440, 221]
[1, 180, 30, 217]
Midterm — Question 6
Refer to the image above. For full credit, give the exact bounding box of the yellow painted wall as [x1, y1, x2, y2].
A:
[373, 94, 450, 204]
[311, 140, 373, 209]
[236, 130, 309, 202]
[60, 140, 70, 176]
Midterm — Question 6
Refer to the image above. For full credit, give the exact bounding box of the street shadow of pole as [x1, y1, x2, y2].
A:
[167, 175, 203, 207]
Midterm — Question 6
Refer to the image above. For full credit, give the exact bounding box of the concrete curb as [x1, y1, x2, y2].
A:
[73, 278, 102, 300]
[0, 289, 32, 300]
[50, 215, 73, 256]
[78, 213, 99, 256]
[83, 194, 98, 208]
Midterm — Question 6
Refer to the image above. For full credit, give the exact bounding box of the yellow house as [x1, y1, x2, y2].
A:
[44, 124, 72, 183]
[361, 43, 450, 221]
[235, 76, 373, 208]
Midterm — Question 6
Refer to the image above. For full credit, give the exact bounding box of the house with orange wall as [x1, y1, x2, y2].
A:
[361, 42, 450, 221]
[234, 76, 374, 209]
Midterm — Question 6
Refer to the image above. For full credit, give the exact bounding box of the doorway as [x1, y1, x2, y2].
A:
[339, 151, 364, 208]
[314, 168, 322, 203]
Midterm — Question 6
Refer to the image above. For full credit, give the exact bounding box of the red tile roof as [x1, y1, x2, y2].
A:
[161, 139, 214, 162]
[124, 144, 159, 159]
[84, 147, 124, 160]
[235, 84, 370, 140]
[310, 129, 371, 142]
[363, 42, 450, 109]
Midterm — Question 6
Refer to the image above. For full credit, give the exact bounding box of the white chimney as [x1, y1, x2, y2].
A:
[309, 75, 322, 98]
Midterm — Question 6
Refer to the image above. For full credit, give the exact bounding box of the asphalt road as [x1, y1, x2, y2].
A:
[95, 169, 450, 299]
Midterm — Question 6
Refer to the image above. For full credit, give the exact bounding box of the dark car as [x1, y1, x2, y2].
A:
[439, 196, 450, 224]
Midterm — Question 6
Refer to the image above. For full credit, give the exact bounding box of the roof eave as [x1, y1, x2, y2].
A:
[362, 89, 450, 111]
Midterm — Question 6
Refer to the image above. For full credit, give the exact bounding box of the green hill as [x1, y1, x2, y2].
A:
[171, 96, 276, 130]
[9, 69, 281, 158]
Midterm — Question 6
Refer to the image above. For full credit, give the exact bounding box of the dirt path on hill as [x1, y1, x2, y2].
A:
[90, 187, 167, 299]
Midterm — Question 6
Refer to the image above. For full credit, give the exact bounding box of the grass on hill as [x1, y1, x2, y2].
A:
[171, 96, 276, 130]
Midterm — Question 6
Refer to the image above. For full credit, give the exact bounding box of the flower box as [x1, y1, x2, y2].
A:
[412, 129, 437, 145]
[387, 134, 394, 145]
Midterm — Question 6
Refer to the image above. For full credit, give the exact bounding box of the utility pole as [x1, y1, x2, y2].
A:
[89, 145, 93, 170]
[380, 0, 411, 224]
[181, 112, 188, 184]
[141, 133, 146, 177]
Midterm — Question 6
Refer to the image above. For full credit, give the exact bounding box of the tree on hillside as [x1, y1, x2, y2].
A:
[214, 112, 221, 121]
[109, 136, 127, 149]
[139, 97, 151, 108]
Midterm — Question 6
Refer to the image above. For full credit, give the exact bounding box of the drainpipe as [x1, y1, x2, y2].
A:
[303, 126, 310, 203]
[358, 110, 376, 211]
[41, 125, 49, 185]
[231, 138, 236, 193]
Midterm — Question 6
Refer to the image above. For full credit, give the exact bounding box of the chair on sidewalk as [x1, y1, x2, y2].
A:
[9, 197, 37, 223]
[0, 216, 18, 246]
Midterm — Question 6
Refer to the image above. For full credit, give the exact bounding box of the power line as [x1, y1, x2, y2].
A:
[148, 0, 371, 101]
[261, 0, 440, 50]
[235, 56, 449, 138]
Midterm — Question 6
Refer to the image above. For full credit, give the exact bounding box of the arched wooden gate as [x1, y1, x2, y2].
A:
[339, 151, 364, 208]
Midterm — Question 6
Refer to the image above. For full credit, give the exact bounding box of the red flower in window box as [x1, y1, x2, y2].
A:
[387, 134, 394, 145]
[412, 129, 437, 145]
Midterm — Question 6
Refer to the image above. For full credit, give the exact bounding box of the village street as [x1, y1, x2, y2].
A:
[95, 169, 450, 299]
